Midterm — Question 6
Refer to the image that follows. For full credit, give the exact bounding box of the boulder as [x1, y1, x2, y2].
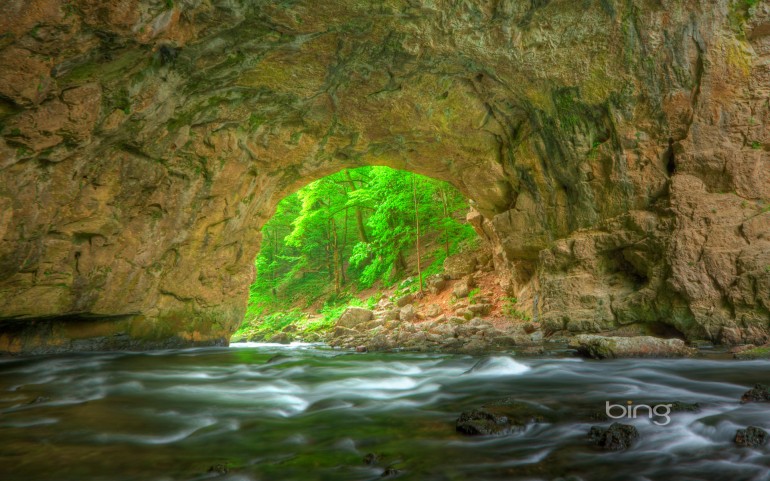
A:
[207, 464, 229, 475]
[426, 274, 449, 294]
[456, 399, 553, 436]
[455, 308, 473, 320]
[396, 294, 414, 307]
[444, 252, 478, 279]
[337, 307, 374, 328]
[332, 326, 358, 338]
[267, 332, 291, 344]
[400, 304, 416, 322]
[379, 309, 400, 321]
[569, 335, 696, 359]
[425, 304, 442, 318]
[735, 426, 769, 447]
[362, 453, 380, 465]
[453, 282, 470, 298]
[468, 303, 493, 316]
[740, 384, 770, 404]
[588, 423, 639, 451]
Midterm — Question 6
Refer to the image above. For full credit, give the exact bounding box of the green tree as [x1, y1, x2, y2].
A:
[241, 166, 477, 334]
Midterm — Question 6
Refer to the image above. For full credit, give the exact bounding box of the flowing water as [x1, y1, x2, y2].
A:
[1, 343, 769, 481]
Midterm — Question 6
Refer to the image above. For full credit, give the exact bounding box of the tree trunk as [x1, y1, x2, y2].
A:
[413, 174, 423, 294]
[345, 170, 369, 243]
[440, 186, 450, 257]
[331, 216, 340, 294]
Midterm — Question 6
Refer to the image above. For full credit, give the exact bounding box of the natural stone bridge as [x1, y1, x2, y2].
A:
[0, 0, 768, 354]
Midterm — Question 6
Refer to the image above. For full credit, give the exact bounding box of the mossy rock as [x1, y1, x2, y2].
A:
[734, 346, 770, 360]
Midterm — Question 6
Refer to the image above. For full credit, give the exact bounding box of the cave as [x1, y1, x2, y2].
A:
[0, 0, 769, 354]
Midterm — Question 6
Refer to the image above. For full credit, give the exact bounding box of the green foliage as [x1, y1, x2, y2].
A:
[730, 0, 760, 34]
[502, 296, 530, 321]
[236, 166, 476, 339]
[467, 288, 480, 304]
[232, 309, 306, 341]
[751, 141, 762, 150]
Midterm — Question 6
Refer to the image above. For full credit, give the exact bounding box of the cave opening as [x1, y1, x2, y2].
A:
[231, 165, 480, 344]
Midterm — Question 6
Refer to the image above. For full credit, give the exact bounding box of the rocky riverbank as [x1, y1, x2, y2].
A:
[240, 249, 770, 359]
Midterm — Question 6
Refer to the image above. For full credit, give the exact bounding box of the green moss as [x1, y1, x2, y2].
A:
[735, 346, 770, 360]
[58, 50, 148, 86]
[247, 113, 265, 131]
[729, 0, 760, 36]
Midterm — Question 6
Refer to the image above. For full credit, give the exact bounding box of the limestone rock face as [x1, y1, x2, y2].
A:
[0, 0, 769, 352]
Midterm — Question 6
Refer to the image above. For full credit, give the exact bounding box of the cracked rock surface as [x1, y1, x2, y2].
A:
[0, 0, 768, 353]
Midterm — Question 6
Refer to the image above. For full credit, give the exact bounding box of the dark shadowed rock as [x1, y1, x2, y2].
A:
[363, 453, 380, 465]
[456, 399, 553, 436]
[740, 384, 770, 404]
[588, 423, 639, 451]
[735, 426, 769, 447]
[207, 464, 229, 475]
[381, 467, 401, 478]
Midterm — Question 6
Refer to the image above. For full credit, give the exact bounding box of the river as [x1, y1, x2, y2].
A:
[1, 343, 769, 480]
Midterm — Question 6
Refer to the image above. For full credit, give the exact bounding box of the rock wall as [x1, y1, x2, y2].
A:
[0, 0, 768, 353]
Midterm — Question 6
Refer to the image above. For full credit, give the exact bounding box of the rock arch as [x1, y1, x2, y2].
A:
[0, 0, 768, 353]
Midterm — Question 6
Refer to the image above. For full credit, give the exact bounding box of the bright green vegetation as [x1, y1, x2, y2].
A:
[233, 166, 476, 341]
[735, 345, 770, 360]
[502, 296, 531, 322]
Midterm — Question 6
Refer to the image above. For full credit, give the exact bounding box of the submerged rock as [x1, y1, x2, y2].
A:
[381, 467, 401, 478]
[735, 426, 769, 448]
[740, 384, 770, 404]
[569, 335, 696, 359]
[363, 453, 380, 465]
[27, 396, 51, 404]
[588, 423, 639, 451]
[207, 464, 229, 475]
[456, 399, 552, 436]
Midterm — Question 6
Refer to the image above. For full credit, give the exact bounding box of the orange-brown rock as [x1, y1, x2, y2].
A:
[0, 0, 768, 353]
